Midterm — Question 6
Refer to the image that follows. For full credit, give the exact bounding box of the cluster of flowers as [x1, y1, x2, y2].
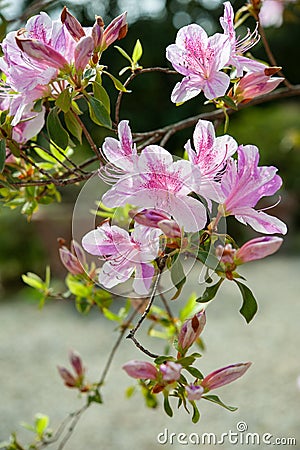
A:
[166, 2, 284, 104]
[82, 118, 286, 294]
[123, 310, 251, 406]
[0, 8, 127, 143]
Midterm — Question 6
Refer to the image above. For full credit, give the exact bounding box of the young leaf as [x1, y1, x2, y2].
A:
[114, 45, 132, 63]
[191, 401, 200, 423]
[0, 139, 6, 173]
[163, 393, 173, 417]
[35, 414, 49, 437]
[196, 278, 223, 303]
[132, 39, 143, 63]
[64, 111, 82, 143]
[202, 394, 237, 411]
[46, 107, 69, 150]
[93, 82, 111, 113]
[185, 366, 204, 380]
[22, 272, 45, 290]
[86, 94, 112, 129]
[55, 89, 71, 113]
[171, 257, 186, 300]
[234, 280, 258, 323]
[197, 250, 224, 272]
[102, 307, 122, 322]
[179, 292, 197, 322]
[103, 70, 130, 92]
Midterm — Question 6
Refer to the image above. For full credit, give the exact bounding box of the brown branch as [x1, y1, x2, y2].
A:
[70, 111, 105, 163]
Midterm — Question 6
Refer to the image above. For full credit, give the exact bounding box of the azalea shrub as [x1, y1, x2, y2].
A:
[0, 0, 298, 448]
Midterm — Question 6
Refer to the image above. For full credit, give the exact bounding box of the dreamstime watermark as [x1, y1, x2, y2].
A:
[156, 422, 297, 446]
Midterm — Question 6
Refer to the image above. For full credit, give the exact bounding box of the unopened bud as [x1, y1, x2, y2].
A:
[129, 208, 171, 228]
[158, 219, 181, 238]
[201, 362, 251, 391]
[57, 366, 77, 387]
[178, 310, 206, 355]
[234, 236, 283, 265]
[61, 6, 85, 42]
[159, 361, 182, 382]
[69, 350, 85, 378]
[122, 360, 158, 380]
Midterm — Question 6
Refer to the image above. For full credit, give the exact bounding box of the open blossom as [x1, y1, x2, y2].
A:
[220, 145, 287, 235]
[102, 120, 137, 173]
[160, 361, 182, 382]
[166, 24, 231, 102]
[233, 68, 284, 103]
[82, 221, 161, 295]
[220, 1, 265, 77]
[185, 119, 237, 203]
[102, 142, 207, 233]
[259, 0, 296, 28]
[201, 362, 251, 391]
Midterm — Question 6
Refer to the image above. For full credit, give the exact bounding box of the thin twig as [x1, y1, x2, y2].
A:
[258, 23, 293, 89]
[57, 404, 89, 450]
[70, 111, 104, 163]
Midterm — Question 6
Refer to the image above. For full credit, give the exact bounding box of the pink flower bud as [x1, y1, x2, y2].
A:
[16, 37, 69, 70]
[59, 239, 85, 275]
[92, 17, 104, 49]
[234, 69, 284, 103]
[185, 384, 204, 401]
[160, 361, 182, 381]
[158, 219, 181, 238]
[101, 12, 128, 50]
[122, 360, 158, 380]
[69, 350, 85, 378]
[129, 209, 171, 228]
[201, 362, 251, 391]
[61, 6, 85, 42]
[234, 236, 283, 265]
[178, 310, 206, 354]
[57, 366, 77, 387]
[74, 36, 94, 72]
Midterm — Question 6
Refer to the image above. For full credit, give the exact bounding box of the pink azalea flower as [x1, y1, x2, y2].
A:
[234, 68, 284, 103]
[159, 361, 182, 381]
[11, 104, 46, 144]
[185, 119, 237, 203]
[81, 221, 161, 295]
[166, 24, 231, 102]
[220, 145, 287, 235]
[234, 236, 283, 264]
[185, 384, 204, 401]
[201, 362, 251, 391]
[259, 0, 296, 28]
[220, 1, 266, 76]
[102, 145, 207, 232]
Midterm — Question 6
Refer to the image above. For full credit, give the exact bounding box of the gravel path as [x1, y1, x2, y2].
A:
[0, 257, 299, 449]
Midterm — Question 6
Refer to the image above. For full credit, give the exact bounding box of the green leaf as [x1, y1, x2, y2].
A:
[0, 139, 6, 173]
[163, 393, 173, 417]
[125, 386, 135, 398]
[102, 307, 122, 322]
[197, 250, 224, 272]
[202, 394, 237, 411]
[86, 94, 112, 129]
[66, 276, 92, 297]
[103, 70, 130, 92]
[191, 401, 200, 423]
[218, 95, 238, 111]
[55, 89, 71, 113]
[35, 413, 49, 437]
[234, 280, 258, 323]
[170, 257, 186, 300]
[22, 272, 44, 290]
[93, 82, 111, 113]
[132, 39, 143, 63]
[64, 111, 82, 144]
[185, 366, 203, 380]
[114, 45, 132, 63]
[33, 98, 43, 112]
[176, 356, 196, 366]
[75, 296, 92, 314]
[154, 355, 175, 365]
[46, 107, 69, 150]
[196, 278, 223, 303]
[179, 292, 197, 321]
[88, 390, 102, 405]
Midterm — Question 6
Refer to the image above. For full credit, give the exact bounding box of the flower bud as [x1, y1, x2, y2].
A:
[185, 384, 204, 401]
[61, 6, 85, 42]
[92, 16, 104, 50]
[16, 37, 69, 70]
[234, 69, 284, 103]
[129, 208, 171, 228]
[57, 366, 77, 387]
[59, 239, 85, 275]
[201, 362, 251, 391]
[178, 310, 206, 355]
[234, 236, 283, 264]
[122, 360, 157, 380]
[69, 350, 85, 378]
[158, 219, 181, 238]
[101, 12, 128, 50]
[159, 361, 182, 382]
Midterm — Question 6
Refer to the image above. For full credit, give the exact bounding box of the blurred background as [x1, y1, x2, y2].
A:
[0, 0, 299, 448]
